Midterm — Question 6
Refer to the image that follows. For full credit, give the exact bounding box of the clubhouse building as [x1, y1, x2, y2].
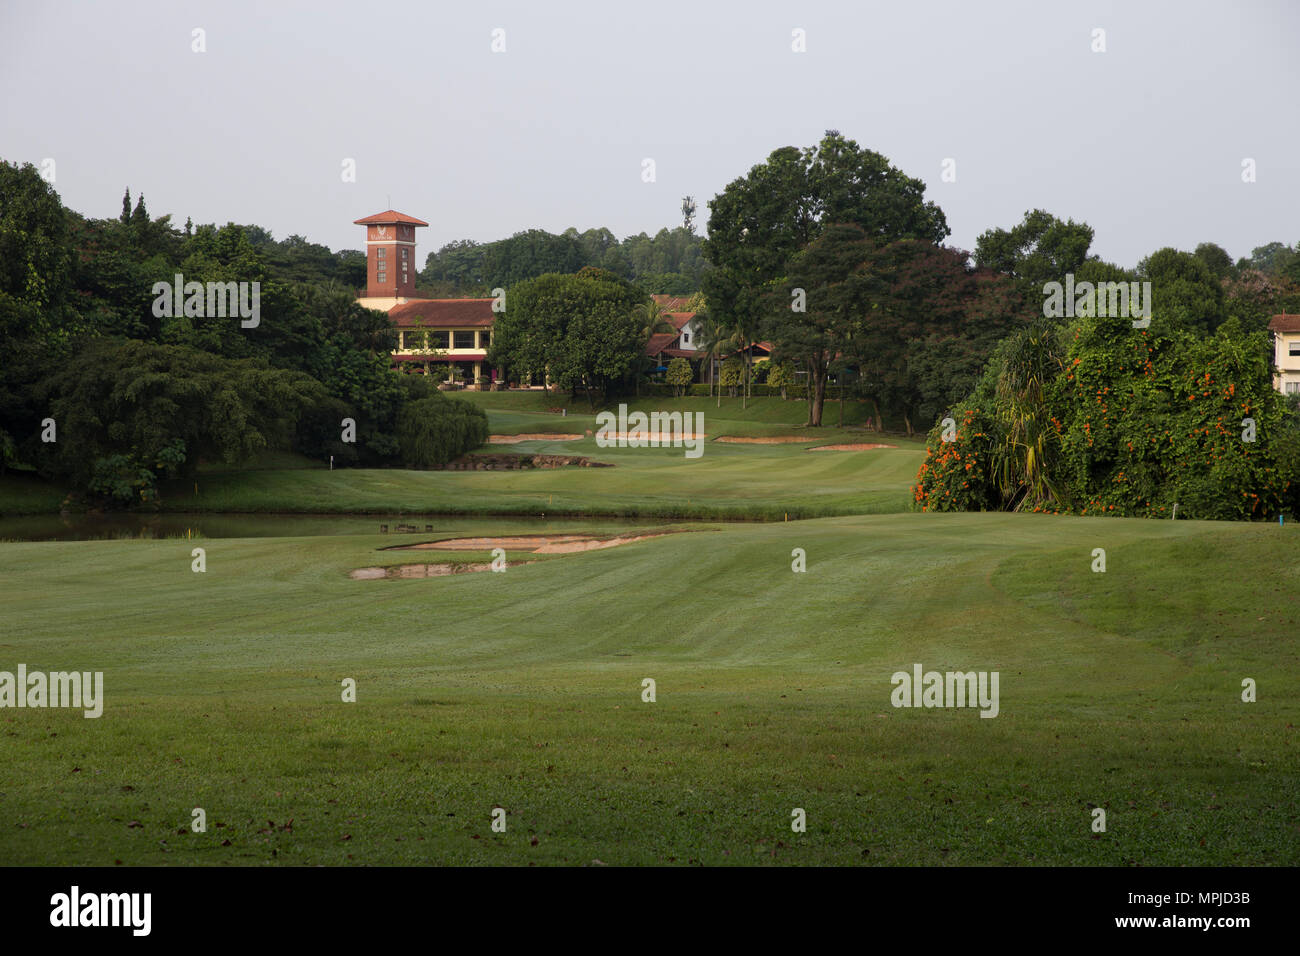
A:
[353, 209, 715, 387]
[1269, 314, 1300, 395]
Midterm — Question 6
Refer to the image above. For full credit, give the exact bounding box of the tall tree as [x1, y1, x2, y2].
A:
[489, 268, 645, 407]
[974, 209, 1094, 292]
[703, 132, 948, 422]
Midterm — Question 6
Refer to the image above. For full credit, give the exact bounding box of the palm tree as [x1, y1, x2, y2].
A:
[693, 313, 727, 406]
[992, 322, 1067, 511]
[717, 315, 759, 409]
[631, 299, 679, 395]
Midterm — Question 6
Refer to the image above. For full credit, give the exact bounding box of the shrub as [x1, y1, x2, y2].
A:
[665, 357, 693, 396]
[912, 401, 999, 512]
[766, 361, 797, 399]
[719, 356, 744, 396]
[396, 395, 490, 468]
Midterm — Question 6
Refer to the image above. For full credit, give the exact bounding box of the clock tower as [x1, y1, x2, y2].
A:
[353, 210, 429, 300]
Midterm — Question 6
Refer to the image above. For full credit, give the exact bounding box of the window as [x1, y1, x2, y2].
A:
[376, 247, 387, 259]
[479, 330, 491, 348]
[377, 271, 387, 283]
[1287, 382, 1300, 394]
[453, 330, 476, 349]
[400, 248, 408, 259]
[430, 331, 450, 349]
[1289, 341, 1300, 356]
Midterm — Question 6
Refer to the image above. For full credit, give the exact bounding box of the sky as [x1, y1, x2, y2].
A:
[2, 0, 1297, 269]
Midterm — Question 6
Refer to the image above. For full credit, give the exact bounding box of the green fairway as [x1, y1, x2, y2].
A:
[1, 513, 1296, 865]
[149, 438, 923, 520]
[0, 395, 924, 520]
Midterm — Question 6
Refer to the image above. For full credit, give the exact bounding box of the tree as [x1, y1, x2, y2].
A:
[488, 268, 645, 408]
[1194, 242, 1235, 279]
[719, 356, 744, 398]
[767, 360, 796, 399]
[396, 395, 489, 467]
[974, 209, 1094, 292]
[681, 196, 696, 234]
[36, 338, 324, 500]
[703, 131, 949, 420]
[1137, 247, 1228, 335]
[764, 223, 879, 425]
[665, 356, 692, 396]
[692, 311, 727, 405]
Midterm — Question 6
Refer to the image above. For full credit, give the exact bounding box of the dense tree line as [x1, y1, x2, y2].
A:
[0, 160, 485, 507]
[420, 224, 708, 296]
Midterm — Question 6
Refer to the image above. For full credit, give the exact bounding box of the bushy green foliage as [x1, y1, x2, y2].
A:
[87, 454, 159, 506]
[665, 356, 692, 395]
[719, 355, 744, 394]
[914, 312, 1300, 519]
[37, 338, 324, 498]
[1058, 316, 1297, 519]
[912, 402, 999, 512]
[395, 395, 489, 468]
[488, 268, 645, 402]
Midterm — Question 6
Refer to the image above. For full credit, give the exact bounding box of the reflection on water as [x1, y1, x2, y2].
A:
[0, 513, 675, 542]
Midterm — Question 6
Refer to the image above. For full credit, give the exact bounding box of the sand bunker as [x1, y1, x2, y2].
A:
[395, 532, 675, 554]
[808, 442, 896, 451]
[714, 435, 815, 444]
[488, 433, 583, 443]
[352, 531, 682, 578]
[349, 561, 531, 580]
[596, 433, 705, 440]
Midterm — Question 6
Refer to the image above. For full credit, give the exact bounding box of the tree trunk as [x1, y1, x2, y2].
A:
[870, 397, 882, 432]
[810, 370, 827, 426]
[838, 381, 844, 428]
[903, 414, 913, 437]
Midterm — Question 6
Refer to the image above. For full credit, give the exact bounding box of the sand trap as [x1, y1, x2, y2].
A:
[808, 443, 896, 451]
[596, 433, 705, 440]
[395, 532, 675, 555]
[488, 433, 582, 443]
[714, 435, 816, 444]
[349, 561, 532, 580]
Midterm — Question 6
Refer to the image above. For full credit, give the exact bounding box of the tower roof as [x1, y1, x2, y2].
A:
[353, 210, 429, 226]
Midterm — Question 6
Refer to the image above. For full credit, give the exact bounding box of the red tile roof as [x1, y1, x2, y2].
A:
[1269, 313, 1300, 333]
[645, 333, 678, 356]
[665, 312, 695, 331]
[652, 294, 691, 310]
[388, 299, 495, 328]
[353, 210, 430, 226]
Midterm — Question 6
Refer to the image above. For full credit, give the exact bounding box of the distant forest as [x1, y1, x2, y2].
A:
[418, 223, 708, 297]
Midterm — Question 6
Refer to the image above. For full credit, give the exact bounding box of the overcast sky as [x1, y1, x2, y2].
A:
[2, 0, 1297, 269]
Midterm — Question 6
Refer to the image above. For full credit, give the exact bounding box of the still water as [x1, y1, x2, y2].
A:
[0, 513, 674, 542]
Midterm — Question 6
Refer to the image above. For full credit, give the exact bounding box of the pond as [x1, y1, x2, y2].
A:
[0, 512, 678, 542]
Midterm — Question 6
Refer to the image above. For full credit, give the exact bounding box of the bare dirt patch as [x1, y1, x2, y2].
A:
[488, 433, 583, 443]
[808, 442, 897, 451]
[714, 435, 816, 444]
[394, 531, 676, 554]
